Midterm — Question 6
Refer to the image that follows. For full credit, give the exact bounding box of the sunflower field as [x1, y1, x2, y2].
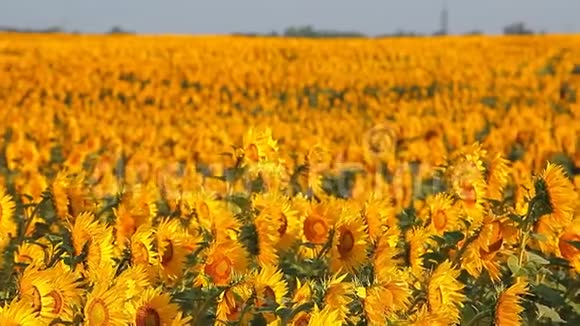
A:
[0, 33, 579, 325]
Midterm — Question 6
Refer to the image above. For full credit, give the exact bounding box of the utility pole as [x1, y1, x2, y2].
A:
[440, 1, 449, 35]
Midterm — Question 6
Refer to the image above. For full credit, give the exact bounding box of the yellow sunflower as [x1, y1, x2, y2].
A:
[17, 266, 57, 323]
[252, 265, 288, 322]
[373, 235, 401, 282]
[156, 218, 190, 283]
[424, 193, 461, 235]
[253, 191, 301, 251]
[494, 279, 528, 326]
[323, 273, 353, 323]
[361, 279, 411, 325]
[486, 153, 511, 201]
[197, 239, 248, 287]
[292, 278, 313, 305]
[406, 227, 429, 279]
[406, 304, 452, 326]
[0, 299, 45, 326]
[128, 287, 180, 326]
[84, 227, 116, 285]
[115, 265, 153, 302]
[427, 260, 465, 325]
[0, 189, 17, 238]
[537, 163, 577, 228]
[130, 225, 160, 281]
[307, 305, 343, 326]
[329, 206, 369, 273]
[300, 200, 339, 258]
[14, 242, 47, 270]
[41, 262, 84, 322]
[362, 192, 396, 242]
[84, 282, 130, 326]
[461, 216, 507, 282]
[254, 209, 281, 267]
[558, 218, 580, 273]
[216, 282, 253, 324]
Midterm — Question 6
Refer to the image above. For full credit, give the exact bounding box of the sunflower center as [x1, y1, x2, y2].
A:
[87, 299, 110, 326]
[304, 215, 328, 244]
[246, 143, 260, 162]
[432, 210, 447, 232]
[48, 290, 64, 314]
[205, 254, 233, 285]
[161, 239, 173, 266]
[135, 306, 161, 326]
[31, 286, 42, 314]
[459, 182, 477, 207]
[294, 313, 310, 326]
[559, 233, 580, 260]
[197, 202, 210, 220]
[133, 241, 150, 264]
[260, 286, 277, 306]
[278, 214, 288, 237]
[337, 229, 355, 257]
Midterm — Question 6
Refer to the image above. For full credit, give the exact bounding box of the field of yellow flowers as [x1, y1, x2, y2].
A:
[0, 33, 579, 325]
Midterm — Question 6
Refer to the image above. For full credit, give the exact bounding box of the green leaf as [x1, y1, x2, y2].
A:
[536, 303, 565, 323]
[507, 255, 519, 275]
[526, 251, 550, 266]
[443, 231, 465, 246]
[533, 284, 566, 306]
[568, 240, 580, 249]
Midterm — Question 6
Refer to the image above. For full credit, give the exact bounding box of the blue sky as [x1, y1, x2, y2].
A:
[0, 0, 578, 35]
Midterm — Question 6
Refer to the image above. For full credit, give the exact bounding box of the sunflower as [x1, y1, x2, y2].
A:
[447, 145, 487, 229]
[558, 218, 580, 273]
[130, 225, 160, 281]
[0, 189, 17, 238]
[215, 282, 253, 324]
[537, 163, 577, 228]
[373, 235, 401, 282]
[307, 305, 343, 326]
[406, 227, 429, 279]
[242, 127, 279, 164]
[14, 242, 47, 270]
[361, 279, 411, 325]
[115, 265, 153, 302]
[486, 153, 511, 201]
[197, 239, 248, 287]
[406, 304, 452, 326]
[17, 266, 58, 322]
[84, 227, 117, 285]
[362, 192, 396, 242]
[254, 209, 281, 267]
[427, 260, 465, 325]
[156, 218, 190, 283]
[300, 200, 339, 259]
[494, 279, 528, 326]
[292, 278, 313, 305]
[253, 265, 288, 308]
[252, 265, 288, 322]
[40, 262, 84, 322]
[329, 206, 369, 273]
[253, 191, 301, 251]
[0, 299, 45, 326]
[423, 193, 461, 235]
[84, 282, 130, 326]
[128, 287, 180, 326]
[461, 216, 507, 282]
[323, 273, 353, 323]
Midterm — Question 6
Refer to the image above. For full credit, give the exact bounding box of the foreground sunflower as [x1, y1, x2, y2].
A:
[329, 206, 369, 273]
[0, 299, 45, 326]
[537, 163, 577, 228]
[494, 279, 528, 326]
[84, 283, 130, 326]
[127, 287, 181, 326]
[156, 218, 190, 283]
[0, 188, 17, 237]
[426, 261, 465, 325]
[197, 239, 248, 287]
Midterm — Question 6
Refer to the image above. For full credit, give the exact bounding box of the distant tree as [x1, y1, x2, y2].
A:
[108, 25, 133, 35]
[503, 22, 534, 35]
[283, 25, 365, 38]
[464, 30, 484, 35]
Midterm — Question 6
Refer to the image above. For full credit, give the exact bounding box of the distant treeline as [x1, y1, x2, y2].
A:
[0, 22, 541, 37]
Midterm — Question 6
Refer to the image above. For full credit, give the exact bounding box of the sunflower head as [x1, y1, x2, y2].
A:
[129, 288, 180, 326]
[427, 261, 465, 325]
[494, 279, 528, 326]
[329, 206, 369, 273]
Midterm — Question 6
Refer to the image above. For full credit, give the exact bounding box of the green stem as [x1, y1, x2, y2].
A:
[465, 309, 492, 326]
